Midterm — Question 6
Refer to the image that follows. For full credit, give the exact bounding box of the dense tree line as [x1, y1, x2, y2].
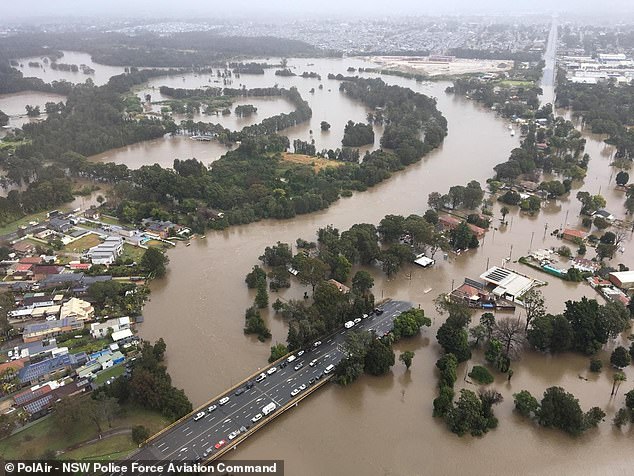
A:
[95, 339, 193, 421]
[527, 298, 630, 355]
[514, 387, 604, 436]
[341, 120, 374, 147]
[0, 31, 323, 68]
[338, 77, 448, 163]
[556, 73, 634, 161]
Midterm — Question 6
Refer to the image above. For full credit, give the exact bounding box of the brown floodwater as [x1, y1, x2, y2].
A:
[0, 91, 67, 130]
[13, 50, 127, 86]
[8, 56, 634, 475]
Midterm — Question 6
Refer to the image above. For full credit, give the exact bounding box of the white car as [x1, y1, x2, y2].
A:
[313, 341, 322, 348]
[193, 411, 206, 421]
[297, 350, 305, 357]
[344, 321, 355, 329]
[299, 384, 307, 391]
[251, 413, 263, 423]
[362, 313, 369, 319]
[255, 373, 266, 382]
[219, 397, 230, 405]
[354, 318, 362, 324]
[228, 430, 240, 440]
[309, 359, 318, 367]
[291, 388, 300, 396]
[207, 404, 217, 412]
[267, 367, 277, 375]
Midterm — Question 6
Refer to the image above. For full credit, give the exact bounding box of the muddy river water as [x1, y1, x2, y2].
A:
[4, 54, 634, 475]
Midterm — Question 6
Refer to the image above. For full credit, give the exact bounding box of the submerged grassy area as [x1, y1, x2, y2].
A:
[497, 80, 535, 88]
[0, 402, 169, 460]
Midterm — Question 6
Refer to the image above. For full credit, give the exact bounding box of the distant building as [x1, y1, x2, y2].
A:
[609, 271, 634, 290]
[11, 240, 36, 256]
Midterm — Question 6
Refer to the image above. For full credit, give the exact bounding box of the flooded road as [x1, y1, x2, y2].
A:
[6, 55, 634, 475]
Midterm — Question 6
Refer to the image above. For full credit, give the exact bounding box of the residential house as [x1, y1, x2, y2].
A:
[439, 215, 486, 239]
[593, 209, 615, 221]
[60, 298, 94, 322]
[90, 316, 130, 339]
[31, 265, 64, 281]
[141, 219, 180, 239]
[87, 236, 123, 265]
[11, 240, 36, 256]
[22, 317, 83, 343]
[17, 353, 80, 384]
[479, 266, 538, 303]
[84, 208, 100, 220]
[48, 217, 73, 234]
[562, 228, 586, 243]
[16, 339, 59, 359]
[6, 262, 34, 280]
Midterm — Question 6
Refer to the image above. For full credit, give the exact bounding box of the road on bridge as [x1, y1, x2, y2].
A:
[131, 299, 412, 464]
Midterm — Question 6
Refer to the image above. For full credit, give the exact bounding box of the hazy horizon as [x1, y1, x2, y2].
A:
[3, 0, 634, 22]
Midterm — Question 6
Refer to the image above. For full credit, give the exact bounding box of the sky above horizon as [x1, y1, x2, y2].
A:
[3, 0, 634, 21]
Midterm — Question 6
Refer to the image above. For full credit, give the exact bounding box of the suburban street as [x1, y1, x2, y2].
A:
[131, 300, 412, 464]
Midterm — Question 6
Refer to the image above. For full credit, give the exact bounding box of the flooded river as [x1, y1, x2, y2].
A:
[6, 55, 634, 475]
[134, 60, 634, 475]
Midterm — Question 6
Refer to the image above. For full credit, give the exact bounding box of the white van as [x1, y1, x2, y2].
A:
[262, 402, 276, 416]
[324, 364, 335, 374]
[286, 355, 297, 363]
[344, 321, 355, 329]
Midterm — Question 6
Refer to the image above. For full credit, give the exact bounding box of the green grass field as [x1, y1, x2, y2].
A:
[62, 233, 101, 254]
[0, 402, 169, 460]
[94, 364, 126, 386]
[62, 433, 134, 460]
[120, 243, 145, 263]
[0, 211, 49, 236]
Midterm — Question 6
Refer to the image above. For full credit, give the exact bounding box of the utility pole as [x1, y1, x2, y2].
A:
[529, 231, 534, 252]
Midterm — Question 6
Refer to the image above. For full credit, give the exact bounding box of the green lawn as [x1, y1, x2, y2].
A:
[56, 336, 111, 355]
[0, 211, 48, 236]
[99, 215, 123, 226]
[62, 233, 101, 254]
[62, 433, 135, 461]
[0, 402, 169, 460]
[120, 243, 145, 263]
[94, 364, 126, 386]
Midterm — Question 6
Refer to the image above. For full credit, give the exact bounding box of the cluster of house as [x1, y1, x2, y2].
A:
[5, 340, 131, 420]
[2, 298, 137, 421]
[450, 266, 543, 310]
[559, 53, 634, 84]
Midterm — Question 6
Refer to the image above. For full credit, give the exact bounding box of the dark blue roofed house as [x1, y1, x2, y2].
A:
[17, 353, 81, 384]
[48, 217, 73, 234]
[38, 272, 112, 294]
[40, 272, 85, 289]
